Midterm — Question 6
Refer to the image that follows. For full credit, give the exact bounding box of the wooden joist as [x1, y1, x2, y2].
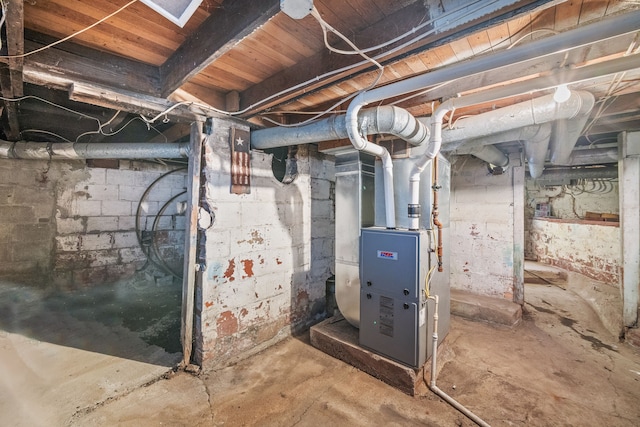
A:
[160, 0, 280, 97]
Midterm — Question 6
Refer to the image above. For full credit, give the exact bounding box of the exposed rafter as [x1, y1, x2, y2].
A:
[160, 0, 280, 97]
[238, 0, 557, 116]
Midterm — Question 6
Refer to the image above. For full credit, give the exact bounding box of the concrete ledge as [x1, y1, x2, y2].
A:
[451, 289, 522, 327]
[310, 316, 450, 396]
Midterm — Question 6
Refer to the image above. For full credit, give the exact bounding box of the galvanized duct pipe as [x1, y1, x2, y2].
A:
[347, 9, 636, 227]
[253, 106, 430, 230]
[446, 125, 548, 170]
[252, 106, 429, 149]
[567, 147, 618, 166]
[523, 124, 553, 178]
[438, 91, 594, 147]
[549, 114, 591, 165]
[533, 165, 617, 180]
[0, 141, 190, 159]
[347, 10, 640, 112]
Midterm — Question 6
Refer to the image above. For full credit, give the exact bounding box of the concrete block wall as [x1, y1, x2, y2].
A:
[195, 119, 334, 369]
[529, 219, 620, 285]
[0, 159, 58, 284]
[524, 179, 619, 259]
[449, 155, 522, 301]
[0, 157, 187, 288]
[55, 161, 187, 287]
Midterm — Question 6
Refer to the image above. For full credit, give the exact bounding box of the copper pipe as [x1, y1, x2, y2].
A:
[432, 156, 444, 272]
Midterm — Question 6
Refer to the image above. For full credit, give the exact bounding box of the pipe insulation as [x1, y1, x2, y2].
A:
[0, 141, 190, 159]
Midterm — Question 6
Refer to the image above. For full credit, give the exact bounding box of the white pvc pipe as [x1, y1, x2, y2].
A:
[428, 295, 491, 427]
[346, 103, 397, 229]
[408, 106, 448, 230]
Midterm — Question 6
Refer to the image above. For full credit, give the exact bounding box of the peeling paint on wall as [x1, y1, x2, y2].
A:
[530, 219, 620, 285]
[195, 120, 335, 369]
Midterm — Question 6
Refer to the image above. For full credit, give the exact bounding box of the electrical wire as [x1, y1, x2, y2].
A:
[135, 168, 188, 278]
[20, 129, 73, 142]
[139, 0, 504, 124]
[506, 28, 560, 50]
[0, 0, 138, 59]
[310, 6, 384, 89]
[150, 190, 188, 280]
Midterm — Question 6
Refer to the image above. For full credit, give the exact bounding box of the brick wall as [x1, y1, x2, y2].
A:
[0, 158, 187, 288]
[195, 119, 334, 368]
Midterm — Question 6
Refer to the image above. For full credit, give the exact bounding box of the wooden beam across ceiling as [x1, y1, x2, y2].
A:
[0, 0, 24, 140]
[24, 30, 161, 96]
[160, 0, 280, 98]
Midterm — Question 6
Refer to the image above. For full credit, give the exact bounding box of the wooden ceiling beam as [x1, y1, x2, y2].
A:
[23, 30, 161, 96]
[0, 0, 24, 140]
[239, 0, 557, 116]
[160, 0, 280, 98]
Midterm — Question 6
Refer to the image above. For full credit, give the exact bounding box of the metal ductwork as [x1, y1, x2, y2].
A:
[436, 91, 594, 177]
[0, 141, 190, 159]
[252, 106, 428, 149]
[566, 147, 618, 166]
[532, 165, 618, 181]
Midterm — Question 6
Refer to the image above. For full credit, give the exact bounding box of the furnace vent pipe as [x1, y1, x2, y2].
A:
[0, 141, 190, 159]
[253, 106, 431, 230]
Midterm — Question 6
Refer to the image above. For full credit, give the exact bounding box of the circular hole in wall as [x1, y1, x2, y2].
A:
[265, 146, 298, 184]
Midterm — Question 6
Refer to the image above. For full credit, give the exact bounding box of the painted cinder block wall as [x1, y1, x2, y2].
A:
[195, 119, 334, 368]
[449, 154, 524, 302]
[0, 158, 187, 288]
[54, 161, 188, 287]
[524, 177, 621, 285]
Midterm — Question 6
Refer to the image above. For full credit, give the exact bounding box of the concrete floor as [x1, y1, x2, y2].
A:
[2, 263, 640, 426]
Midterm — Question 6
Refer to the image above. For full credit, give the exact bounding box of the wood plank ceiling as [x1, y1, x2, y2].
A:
[1, 0, 639, 156]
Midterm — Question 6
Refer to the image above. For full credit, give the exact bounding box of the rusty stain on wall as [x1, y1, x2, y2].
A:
[224, 259, 236, 282]
[217, 310, 238, 336]
[237, 230, 264, 246]
[241, 259, 254, 278]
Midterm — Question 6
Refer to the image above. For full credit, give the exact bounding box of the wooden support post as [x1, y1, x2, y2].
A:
[181, 121, 204, 366]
